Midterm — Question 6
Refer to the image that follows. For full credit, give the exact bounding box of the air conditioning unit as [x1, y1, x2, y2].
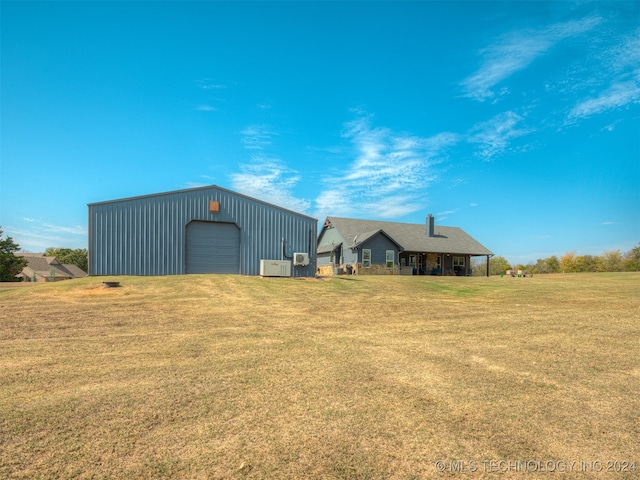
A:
[293, 252, 310, 267]
[260, 260, 291, 277]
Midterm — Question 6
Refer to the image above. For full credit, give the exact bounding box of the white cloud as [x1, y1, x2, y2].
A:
[314, 189, 353, 219]
[241, 125, 278, 150]
[42, 223, 87, 236]
[546, 19, 640, 123]
[461, 16, 601, 101]
[180, 181, 209, 189]
[609, 28, 640, 74]
[562, 24, 640, 122]
[4, 226, 57, 251]
[233, 123, 312, 214]
[569, 75, 640, 119]
[468, 111, 533, 160]
[436, 209, 459, 221]
[230, 157, 311, 214]
[196, 79, 226, 90]
[5, 221, 87, 252]
[195, 104, 217, 111]
[315, 114, 457, 220]
[601, 121, 620, 132]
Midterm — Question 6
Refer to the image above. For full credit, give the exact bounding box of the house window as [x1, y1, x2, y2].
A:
[386, 250, 394, 268]
[453, 256, 466, 274]
[362, 249, 371, 268]
[409, 255, 416, 267]
[436, 256, 442, 269]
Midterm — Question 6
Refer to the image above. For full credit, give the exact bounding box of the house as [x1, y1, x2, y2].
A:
[16, 253, 88, 282]
[317, 215, 493, 276]
[88, 185, 317, 277]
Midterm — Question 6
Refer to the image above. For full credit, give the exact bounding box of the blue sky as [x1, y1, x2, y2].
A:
[1, 1, 638, 265]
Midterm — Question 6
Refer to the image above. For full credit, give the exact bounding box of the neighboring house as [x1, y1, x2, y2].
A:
[16, 253, 88, 282]
[317, 215, 493, 276]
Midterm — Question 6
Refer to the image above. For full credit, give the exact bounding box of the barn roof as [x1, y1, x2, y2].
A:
[88, 184, 317, 222]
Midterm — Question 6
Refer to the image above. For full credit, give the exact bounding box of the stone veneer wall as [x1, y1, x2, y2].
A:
[318, 263, 399, 277]
[318, 263, 398, 276]
[425, 253, 440, 273]
[358, 263, 398, 275]
[317, 265, 336, 276]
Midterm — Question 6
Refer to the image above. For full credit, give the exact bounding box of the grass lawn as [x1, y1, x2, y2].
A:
[1, 273, 638, 479]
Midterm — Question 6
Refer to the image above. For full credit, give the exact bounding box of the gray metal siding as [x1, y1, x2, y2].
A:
[88, 186, 317, 277]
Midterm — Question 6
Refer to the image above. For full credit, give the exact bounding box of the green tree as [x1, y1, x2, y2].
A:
[602, 250, 623, 272]
[544, 255, 560, 273]
[574, 255, 604, 272]
[488, 256, 511, 276]
[623, 243, 640, 271]
[560, 251, 577, 272]
[44, 247, 88, 273]
[0, 227, 28, 281]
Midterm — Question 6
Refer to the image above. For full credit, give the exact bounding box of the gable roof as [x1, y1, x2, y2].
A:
[16, 254, 87, 279]
[322, 217, 493, 256]
[351, 229, 403, 250]
[88, 184, 317, 222]
[61, 263, 89, 278]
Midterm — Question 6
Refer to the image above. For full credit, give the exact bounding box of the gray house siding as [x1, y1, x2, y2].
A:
[317, 245, 358, 267]
[317, 252, 331, 267]
[343, 246, 358, 265]
[88, 185, 317, 277]
[316, 226, 346, 267]
[358, 235, 398, 265]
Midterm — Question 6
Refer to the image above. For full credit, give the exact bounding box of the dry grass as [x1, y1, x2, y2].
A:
[1, 273, 638, 479]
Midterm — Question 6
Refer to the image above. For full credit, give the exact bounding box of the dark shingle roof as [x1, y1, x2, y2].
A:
[325, 217, 493, 256]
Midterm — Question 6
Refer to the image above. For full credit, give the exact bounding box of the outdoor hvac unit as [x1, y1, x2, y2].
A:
[260, 260, 291, 277]
[293, 252, 310, 267]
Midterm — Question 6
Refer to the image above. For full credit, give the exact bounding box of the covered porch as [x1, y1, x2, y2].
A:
[398, 252, 491, 276]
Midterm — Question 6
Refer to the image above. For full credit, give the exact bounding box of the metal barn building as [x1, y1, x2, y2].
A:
[88, 185, 317, 277]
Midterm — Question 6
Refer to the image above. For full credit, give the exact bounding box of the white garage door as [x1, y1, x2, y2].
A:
[185, 221, 240, 274]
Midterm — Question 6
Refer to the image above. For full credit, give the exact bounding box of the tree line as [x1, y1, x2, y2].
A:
[474, 243, 640, 276]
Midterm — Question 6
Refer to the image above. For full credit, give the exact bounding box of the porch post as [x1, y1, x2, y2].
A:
[486, 255, 490, 277]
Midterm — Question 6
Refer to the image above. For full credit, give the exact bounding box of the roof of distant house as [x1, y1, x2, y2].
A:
[16, 254, 87, 279]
